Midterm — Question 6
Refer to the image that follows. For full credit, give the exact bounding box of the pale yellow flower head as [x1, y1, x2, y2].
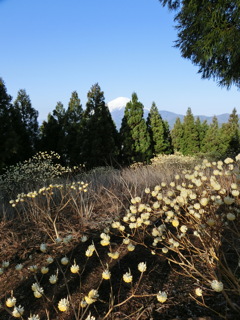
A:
[15, 264, 23, 271]
[108, 251, 119, 260]
[232, 190, 239, 197]
[156, 291, 167, 303]
[6, 297, 16, 307]
[33, 287, 44, 298]
[28, 314, 40, 320]
[226, 213, 236, 221]
[200, 198, 209, 207]
[85, 289, 99, 304]
[224, 157, 233, 164]
[224, 196, 235, 205]
[162, 247, 168, 254]
[172, 219, 179, 228]
[102, 269, 111, 280]
[46, 256, 54, 264]
[40, 243, 47, 253]
[123, 270, 132, 283]
[41, 266, 49, 274]
[206, 218, 215, 226]
[58, 298, 70, 312]
[127, 243, 135, 251]
[211, 280, 224, 292]
[70, 262, 80, 274]
[195, 288, 203, 296]
[138, 262, 147, 273]
[12, 305, 24, 318]
[61, 257, 69, 265]
[86, 244, 95, 257]
[49, 274, 58, 284]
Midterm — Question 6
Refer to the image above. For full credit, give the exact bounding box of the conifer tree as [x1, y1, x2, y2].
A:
[163, 120, 173, 155]
[0, 78, 18, 171]
[147, 102, 172, 155]
[13, 89, 39, 161]
[181, 108, 199, 155]
[120, 92, 151, 164]
[220, 108, 240, 157]
[81, 83, 119, 169]
[201, 116, 222, 156]
[65, 91, 83, 165]
[158, 0, 240, 88]
[195, 117, 208, 152]
[39, 102, 67, 162]
[171, 117, 183, 153]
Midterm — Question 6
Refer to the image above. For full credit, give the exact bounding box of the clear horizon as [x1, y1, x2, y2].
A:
[1, 0, 239, 122]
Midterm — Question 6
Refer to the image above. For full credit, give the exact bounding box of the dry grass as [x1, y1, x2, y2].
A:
[0, 154, 239, 320]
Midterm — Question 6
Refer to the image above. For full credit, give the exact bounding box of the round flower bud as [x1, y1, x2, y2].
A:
[156, 291, 167, 303]
[195, 287, 203, 296]
[58, 298, 69, 312]
[172, 219, 179, 228]
[108, 251, 119, 260]
[138, 262, 147, 273]
[61, 257, 69, 265]
[12, 305, 24, 317]
[211, 280, 223, 292]
[70, 263, 80, 274]
[102, 269, 111, 280]
[6, 297, 16, 307]
[123, 271, 132, 283]
[41, 266, 49, 274]
[226, 213, 236, 221]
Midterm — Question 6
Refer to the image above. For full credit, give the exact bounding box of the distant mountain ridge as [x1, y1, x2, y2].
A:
[107, 97, 235, 130]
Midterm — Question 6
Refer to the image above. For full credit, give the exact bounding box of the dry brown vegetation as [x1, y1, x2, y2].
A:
[0, 154, 240, 320]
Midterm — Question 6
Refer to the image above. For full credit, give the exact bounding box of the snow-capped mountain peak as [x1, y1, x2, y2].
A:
[107, 97, 130, 112]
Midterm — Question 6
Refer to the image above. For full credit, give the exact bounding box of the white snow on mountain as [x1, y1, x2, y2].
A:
[107, 97, 130, 112]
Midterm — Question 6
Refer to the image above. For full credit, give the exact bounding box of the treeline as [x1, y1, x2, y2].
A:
[0, 77, 239, 172]
[171, 107, 240, 158]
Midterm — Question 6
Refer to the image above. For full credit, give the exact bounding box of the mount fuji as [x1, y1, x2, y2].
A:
[107, 97, 232, 131]
[107, 97, 150, 129]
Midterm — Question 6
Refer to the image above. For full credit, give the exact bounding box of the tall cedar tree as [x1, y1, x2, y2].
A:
[220, 108, 240, 157]
[195, 117, 208, 152]
[120, 92, 151, 164]
[158, 1, 240, 88]
[163, 120, 173, 154]
[81, 83, 119, 169]
[13, 89, 39, 161]
[65, 91, 83, 165]
[181, 108, 200, 155]
[0, 78, 20, 171]
[171, 117, 183, 153]
[147, 102, 172, 155]
[40, 102, 67, 162]
[201, 116, 222, 156]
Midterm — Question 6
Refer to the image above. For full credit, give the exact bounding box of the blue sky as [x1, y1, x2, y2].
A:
[1, 0, 239, 122]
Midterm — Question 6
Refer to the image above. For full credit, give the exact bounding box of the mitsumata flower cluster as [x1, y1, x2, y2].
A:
[1, 154, 240, 318]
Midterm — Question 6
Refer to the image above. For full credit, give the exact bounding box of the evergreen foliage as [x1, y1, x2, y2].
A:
[1, 77, 240, 170]
[81, 83, 119, 169]
[65, 91, 83, 165]
[13, 89, 39, 161]
[39, 102, 67, 162]
[201, 116, 222, 156]
[163, 120, 173, 155]
[158, 0, 240, 88]
[147, 102, 172, 155]
[195, 117, 209, 152]
[181, 108, 200, 155]
[120, 93, 151, 164]
[0, 78, 18, 171]
[220, 108, 240, 157]
[171, 117, 183, 152]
